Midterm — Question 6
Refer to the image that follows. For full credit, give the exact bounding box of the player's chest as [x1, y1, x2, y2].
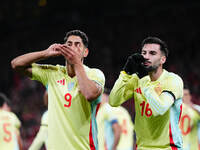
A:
[52, 75, 78, 91]
[135, 79, 168, 99]
[51, 76, 82, 102]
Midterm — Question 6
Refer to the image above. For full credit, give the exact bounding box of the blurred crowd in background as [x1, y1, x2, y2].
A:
[1, 0, 200, 149]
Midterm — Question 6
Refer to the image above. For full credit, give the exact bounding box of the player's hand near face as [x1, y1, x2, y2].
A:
[45, 44, 63, 58]
[60, 44, 83, 65]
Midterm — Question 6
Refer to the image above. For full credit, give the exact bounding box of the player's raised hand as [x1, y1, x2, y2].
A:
[59, 44, 83, 65]
[45, 44, 63, 57]
[123, 53, 145, 74]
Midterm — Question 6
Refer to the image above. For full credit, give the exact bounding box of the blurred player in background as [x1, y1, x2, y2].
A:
[109, 37, 183, 149]
[0, 92, 23, 150]
[11, 29, 105, 150]
[97, 88, 134, 150]
[180, 84, 200, 150]
[29, 90, 48, 150]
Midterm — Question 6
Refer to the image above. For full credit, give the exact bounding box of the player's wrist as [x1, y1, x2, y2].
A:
[74, 63, 84, 70]
[120, 71, 133, 78]
[42, 49, 52, 58]
[121, 71, 128, 75]
[123, 53, 146, 75]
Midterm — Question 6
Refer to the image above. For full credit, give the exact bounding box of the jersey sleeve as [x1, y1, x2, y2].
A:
[12, 113, 21, 129]
[41, 111, 48, 126]
[141, 74, 183, 116]
[164, 74, 183, 100]
[31, 63, 56, 87]
[87, 68, 105, 88]
[98, 104, 118, 123]
[142, 85, 174, 116]
[192, 104, 200, 120]
[193, 104, 200, 112]
[106, 105, 118, 124]
[109, 71, 139, 107]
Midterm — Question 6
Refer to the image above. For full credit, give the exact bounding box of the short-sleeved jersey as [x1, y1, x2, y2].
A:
[29, 110, 48, 150]
[41, 110, 48, 126]
[109, 69, 183, 150]
[0, 109, 21, 150]
[198, 121, 200, 150]
[180, 103, 200, 150]
[97, 103, 134, 150]
[31, 63, 105, 150]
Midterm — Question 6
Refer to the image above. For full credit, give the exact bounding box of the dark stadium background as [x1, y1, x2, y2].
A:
[0, 0, 200, 149]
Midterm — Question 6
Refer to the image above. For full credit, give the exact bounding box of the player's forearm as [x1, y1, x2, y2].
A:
[112, 123, 122, 150]
[74, 64, 101, 101]
[11, 50, 48, 70]
[18, 136, 23, 150]
[29, 127, 47, 150]
[143, 87, 174, 116]
[16, 131, 23, 150]
[109, 72, 136, 107]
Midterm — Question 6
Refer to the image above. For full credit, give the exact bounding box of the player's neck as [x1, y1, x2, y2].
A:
[66, 63, 75, 78]
[149, 67, 163, 81]
[65, 60, 85, 78]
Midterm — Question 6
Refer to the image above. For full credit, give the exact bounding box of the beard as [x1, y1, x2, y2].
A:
[143, 64, 159, 73]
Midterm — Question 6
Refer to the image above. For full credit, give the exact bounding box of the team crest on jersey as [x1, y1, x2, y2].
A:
[68, 82, 75, 91]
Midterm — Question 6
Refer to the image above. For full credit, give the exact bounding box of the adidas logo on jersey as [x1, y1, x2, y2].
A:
[57, 79, 65, 85]
[135, 88, 142, 94]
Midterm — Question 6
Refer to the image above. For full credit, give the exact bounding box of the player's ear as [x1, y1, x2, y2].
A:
[161, 55, 166, 64]
[83, 48, 89, 57]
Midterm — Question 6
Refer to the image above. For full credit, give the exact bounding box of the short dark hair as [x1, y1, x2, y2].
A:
[64, 30, 89, 48]
[141, 37, 169, 57]
[0, 93, 11, 107]
[184, 82, 190, 91]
